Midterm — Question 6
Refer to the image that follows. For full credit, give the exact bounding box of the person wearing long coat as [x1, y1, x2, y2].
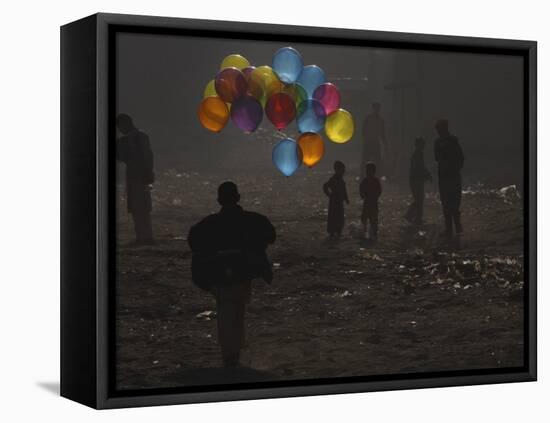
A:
[116, 114, 155, 244]
[323, 161, 349, 238]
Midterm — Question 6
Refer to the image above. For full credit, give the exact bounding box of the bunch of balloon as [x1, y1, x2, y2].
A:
[198, 54, 264, 134]
[197, 48, 355, 176]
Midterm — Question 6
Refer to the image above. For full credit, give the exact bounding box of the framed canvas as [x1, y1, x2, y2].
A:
[60, 13, 537, 409]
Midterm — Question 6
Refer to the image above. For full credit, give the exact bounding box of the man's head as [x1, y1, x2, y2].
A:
[415, 137, 426, 150]
[365, 161, 377, 177]
[334, 160, 346, 176]
[217, 181, 240, 206]
[435, 119, 449, 137]
[116, 113, 135, 134]
[372, 102, 381, 115]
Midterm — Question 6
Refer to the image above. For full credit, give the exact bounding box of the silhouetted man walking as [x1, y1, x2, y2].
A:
[188, 182, 276, 367]
[434, 119, 464, 237]
[361, 102, 387, 178]
[116, 114, 155, 245]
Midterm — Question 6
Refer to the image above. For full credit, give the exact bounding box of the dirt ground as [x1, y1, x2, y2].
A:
[115, 167, 524, 390]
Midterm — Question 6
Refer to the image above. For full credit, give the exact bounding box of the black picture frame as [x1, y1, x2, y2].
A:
[60, 12, 537, 409]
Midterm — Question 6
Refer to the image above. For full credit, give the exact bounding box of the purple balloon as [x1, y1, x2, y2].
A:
[242, 66, 256, 81]
[231, 95, 263, 133]
[313, 83, 341, 115]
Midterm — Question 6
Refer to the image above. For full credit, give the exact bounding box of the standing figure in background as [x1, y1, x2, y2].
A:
[359, 162, 382, 241]
[361, 102, 387, 178]
[405, 137, 432, 225]
[116, 114, 155, 245]
[188, 182, 276, 367]
[323, 161, 350, 239]
[434, 119, 464, 237]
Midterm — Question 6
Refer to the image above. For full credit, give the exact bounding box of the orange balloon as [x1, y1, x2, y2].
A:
[198, 96, 229, 132]
[298, 132, 325, 167]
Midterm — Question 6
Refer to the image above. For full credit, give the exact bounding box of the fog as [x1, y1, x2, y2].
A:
[116, 32, 524, 187]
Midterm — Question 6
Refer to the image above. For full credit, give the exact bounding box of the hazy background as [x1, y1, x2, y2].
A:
[116, 32, 524, 187]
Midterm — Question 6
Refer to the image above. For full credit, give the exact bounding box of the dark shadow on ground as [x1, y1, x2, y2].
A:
[359, 238, 377, 248]
[36, 381, 60, 396]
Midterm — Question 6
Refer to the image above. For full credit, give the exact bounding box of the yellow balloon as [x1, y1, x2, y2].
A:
[248, 66, 283, 106]
[220, 54, 250, 70]
[325, 109, 354, 143]
[203, 79, 217, 98]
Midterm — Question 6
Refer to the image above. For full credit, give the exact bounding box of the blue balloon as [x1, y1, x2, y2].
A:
[297, 99, 326, 133]
[272, 138, 303, 176]
[296, 65, 326, 98]
[272, 47, 304, 84]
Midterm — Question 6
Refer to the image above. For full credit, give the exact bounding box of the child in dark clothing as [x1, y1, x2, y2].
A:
[360, 162, 382, 240]
[405, 137, 432, 225]
[323, 161, 349, 238]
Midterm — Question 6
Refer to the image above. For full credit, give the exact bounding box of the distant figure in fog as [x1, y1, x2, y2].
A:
[116, 114, 155, 245]
[434, 119, 464, 237]
[359, 162, 382, 241]
[361, 102, 387, 178]
[323, 161, 350, 238]
[405, 138, 432, 225]
[188, 182, 276, 367]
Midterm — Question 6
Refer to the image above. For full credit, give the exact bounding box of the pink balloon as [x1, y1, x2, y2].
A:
[313, 83, 341, 115]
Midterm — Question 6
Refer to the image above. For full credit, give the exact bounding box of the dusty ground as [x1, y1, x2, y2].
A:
[115, 167, 524, 390]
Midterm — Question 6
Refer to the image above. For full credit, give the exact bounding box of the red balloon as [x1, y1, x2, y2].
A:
[215, 67, 247, 103]
[265, 92, 296, 130]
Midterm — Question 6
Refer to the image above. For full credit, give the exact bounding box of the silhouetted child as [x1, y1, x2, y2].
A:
[323, 161, 349, 238]
[360, 162, 382, 240]
[405, 137, 432, 225]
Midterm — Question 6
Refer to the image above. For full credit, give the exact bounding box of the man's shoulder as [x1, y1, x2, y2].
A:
[242, 210, 271, 222]
[134, 130, 149, 142]
[123, 129, 148, 141]
[137, 129, 149, 137]
[444, 135, 458, 142]
[243, 211, 275, 231]
[193, 212, 220, 228]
